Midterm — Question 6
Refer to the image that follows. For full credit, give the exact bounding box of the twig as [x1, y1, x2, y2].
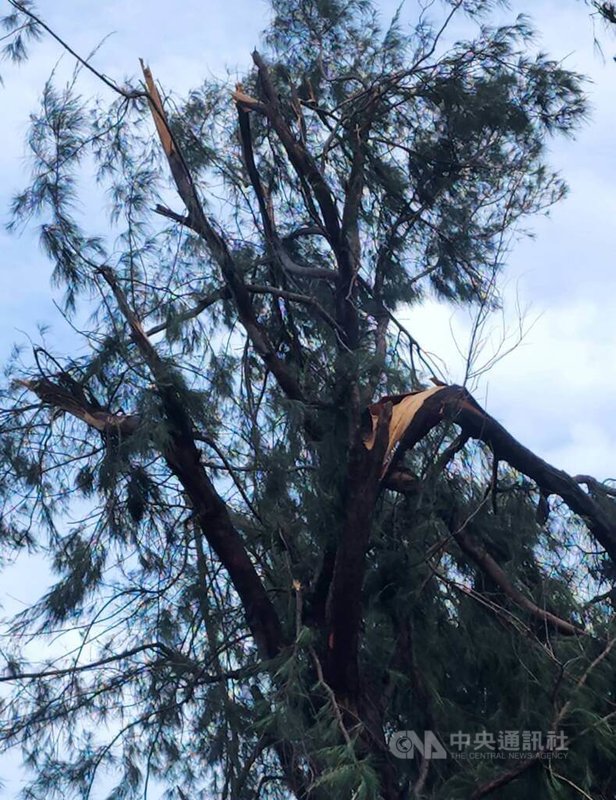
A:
[7, 1, 143, 99]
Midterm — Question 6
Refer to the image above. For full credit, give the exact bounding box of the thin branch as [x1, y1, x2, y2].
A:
[8, 1, 143, 99]
[0, 643, 163, 681]
[574, 474, 616, 498]
[145, 286, 230, 336]
[245, 283, 345, 338]
[454, 528, 586, 637]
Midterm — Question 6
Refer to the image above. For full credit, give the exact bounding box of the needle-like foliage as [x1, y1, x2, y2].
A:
[0, 2, 615, 799]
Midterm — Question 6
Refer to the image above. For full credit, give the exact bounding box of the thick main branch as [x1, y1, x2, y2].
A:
[23, 272, 283, 662]
[374, 385, 616, 564]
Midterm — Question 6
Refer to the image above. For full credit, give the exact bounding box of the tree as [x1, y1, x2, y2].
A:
[1, 1, 616, 798]
[593, 1, 616, 26]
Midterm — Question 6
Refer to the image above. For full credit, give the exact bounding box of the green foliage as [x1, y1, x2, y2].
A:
[0, 1, 613, 800]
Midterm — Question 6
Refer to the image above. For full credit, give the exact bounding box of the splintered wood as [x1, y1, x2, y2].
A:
[363, 386, 446, 475]
[140, 60, 175, 158]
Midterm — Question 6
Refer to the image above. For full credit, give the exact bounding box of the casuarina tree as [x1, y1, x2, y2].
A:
[1, 1, 616, 798]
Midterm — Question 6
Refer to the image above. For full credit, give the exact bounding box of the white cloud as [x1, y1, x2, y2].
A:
[1, 0, 616, 793]
[393, 0, 616, 482]
[407, 291, 616, 478]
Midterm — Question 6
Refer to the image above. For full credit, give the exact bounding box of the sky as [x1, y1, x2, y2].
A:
[1, 0, 614, 480]
[0, 0, 615, 795]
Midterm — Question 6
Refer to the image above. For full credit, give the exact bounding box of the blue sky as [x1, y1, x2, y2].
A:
[0, 0, 615, 794]
[1, 0, 614, 482]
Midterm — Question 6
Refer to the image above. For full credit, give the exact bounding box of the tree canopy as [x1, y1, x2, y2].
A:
[1, 1, 616, 799]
